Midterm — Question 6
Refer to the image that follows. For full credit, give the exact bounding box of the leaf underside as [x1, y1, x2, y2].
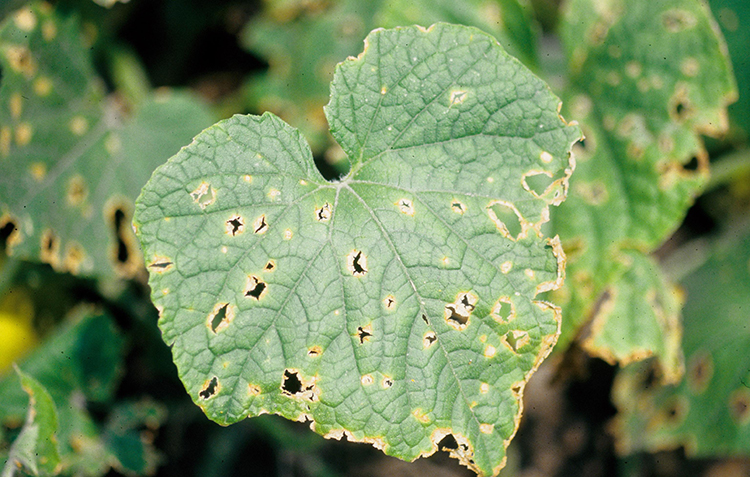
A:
[135, 23, 580, 476]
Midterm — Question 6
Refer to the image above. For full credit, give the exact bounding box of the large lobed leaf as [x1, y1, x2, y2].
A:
[550, 0, 736, 373]
[135, 24, 580, 475]
[0, 3, 214, 278]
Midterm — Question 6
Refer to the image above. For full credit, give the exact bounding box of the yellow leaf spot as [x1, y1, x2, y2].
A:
[0, 128, 11, 156]
[268, 188, 280, 200]
[441, 256, 450, 266]
[451, 200, 466, 214]
[539, 151, 553, 163]
[483, 345, 496, 358]
[524, 268, 535, 279]
[396, 198, 415, 216]
[423, 332, 437, 348]
[69, 116, 89, 136]
[15, 123, 32, 146]
[479, 335, 487, 343]
[680, 57, 700, 77]
[479, 423, 494, 434]
[221, 246, 228, 254]
[361, 374, 373, 386]
[14, 10, 37, 31]
[66, 174, 87, 206]
[105, 133, 122, 155]
[625, 61, 642, 78]
[243, 175, 252, 183]
[480, 383, 490, 394]
[381, 86, 387, 95]
[412, 408, 430, 423]
[30, 162, 46, 181]
[381, 376, 393, 388]
[10, 93, 23, 119]
[248, 384, 261, 396]
[283, 229, 293, 240]
[5, 46, 37, 77]
[299, 179, 307, 185]
[486, 176, 494, 183]
[42, 20, 57, 41]
[33, 77, 52, 96]
[383, 295, 396, 310]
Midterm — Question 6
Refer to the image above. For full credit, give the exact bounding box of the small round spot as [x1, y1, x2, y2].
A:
[479, 423, 494, 434]
[105, 133, 122, 155]
[381, 86, 387, 95]
[626, 61, 642, 78]
[9, 93, 23, 119]
[283, 229, 293, 240]
[486, 177, 494, 183]
[441, 257, 450, 266]
[539, 151, 553, 163]
[480, 383, 490, 394]
[42, 20, 57, 41]
[524, 269, 536, 279]
[267, 188, 281, 200]
[243, 175, 252, 183]
[382, 377, 394, 388]
[383, 295, 396, 310]
[15, 123, 33, 146]
[451, 200, 466, 215]
[248, 384, 261, 396]
[13, 9, 37, 31]
[361, 374, 373, 386]
[30, 162, 46, 181]
[483, 345, 496, 358]
[33, 77, 53, 97]
[299, 179, 307, 185]
[680, 57, 700, 77]
[396, 198, 415, 216]
[69, 116, 89, 136]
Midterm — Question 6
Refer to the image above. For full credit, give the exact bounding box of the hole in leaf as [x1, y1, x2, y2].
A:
[40, 229, 60, 266]
[253, 215, 268, 234]
[445, 305, 467, 326]
[282, 370, 303, 395]
[308, 346, 322, 357]
[264, 261, 275, 271]
[245, 275, 267, 300]
[199, 377, 219, 399]
[356, 325, 372, 344]
[438, 434, 458, 451]
[503, 330, 529, 353]
[423, 332, 437, 348]
[523, 172, 555, 196]
[347, 250, 368, 276]
[683, 156, 699, 171]
[421, 314, 429, 325]
[148, 259, 173, 270]
[487, 202, 523, 239]
[382, 377, 393, 388]
[451, 201, 466, 214]
[444, 292, 476, 329]
[226, 215, 244, 235]
[0, 218, 19, 249]
[315, 203, 332, 222]
[191, 182, 216, 209]
[113, 208, 130, 264]
[210, 304, 229, 333]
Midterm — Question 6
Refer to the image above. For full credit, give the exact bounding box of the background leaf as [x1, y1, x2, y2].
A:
[0, 3, 215, 278]
[135, 23, 579, 476]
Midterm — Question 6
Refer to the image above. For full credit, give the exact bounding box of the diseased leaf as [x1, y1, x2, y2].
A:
[135, 24, 580, 476]
[241, 0, 539, 156]
[550, 0, 736, 361]
[612, 228, 750, 456]
[2, 367, 60, 477]
[580, 251, 683, 383]
[0, 3, 214, 278]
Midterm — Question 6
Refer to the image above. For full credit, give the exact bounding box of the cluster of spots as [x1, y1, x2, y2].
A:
[444, 292, 477, 330]
[199, 376, 219, 400]
[225, 215, 244, 236]
[281, 369, 319, 402]
[346, 250, 367, 276]
[190, 182, 216, 209]
[315, 202, 331, 222]
[207, 303, 234, 333]
[396, 198, 415, 216]
[244, 275, 267, 300]
[502, 330, 530, 354]
[253, 214, 269, 234]
[486, 201, 526, 241]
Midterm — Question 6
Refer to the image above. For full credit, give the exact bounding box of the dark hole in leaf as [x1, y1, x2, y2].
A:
[673, 100, 690, 121]
[452, 202, 464, 212]
[254, 216, 268, 233]
[445, 305, 468, 325]
[149, 260, 173, 269]
[199, 377, 218, 399]
[460, 294, 475, 311]
[245, 278, 266, 299]
[227, 216, 243, 235]
[44, 234, 56, 251]
[383, 378, 393, 387]
[113, 208, 129, 264]
[511, 384, 522, 394]
[489, 203, 522, 238]
[282, 370, 303, 395]
[352, 251, 366, 274]
[683, 156, 699, 171]
[0, 220, 17, 248]
[422, 314, 429, 324]
[425, 334, 437, 345]
[438, 434, 458, 451]
[264, 261, 275, 271]
[210, 304, 228, 333]
[356, 326, 372, 344]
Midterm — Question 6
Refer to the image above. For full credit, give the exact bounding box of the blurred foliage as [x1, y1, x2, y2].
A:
[0, 0, 747, 475]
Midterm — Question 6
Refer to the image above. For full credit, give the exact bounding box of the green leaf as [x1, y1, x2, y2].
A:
[241, 0, 539, 156]
[612, 227, 750, 456]
[2, 367, 60, 477]
[580, 251, 684, 383]
[135, 24, 580, 476]
[550, 0, 736, 355]
[0, 3, 214, 278]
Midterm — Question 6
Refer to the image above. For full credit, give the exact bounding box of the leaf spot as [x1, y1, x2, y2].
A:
[268, 188, 281, 200]
[382, 377, 393, 388]
[244, 275, 267, 300]
[451, 200, 466, 214]
[361, 374, 373, 386]
[480, 383, 490, 394]
[662, 9, 697, 32]
[491, 298, 514, 323]
[190, 182, 216, 209]
[281, 369, 319, 401]
[148, 256, 173, 273]
[208, 303, 233, 333]
[500, 261, 513, 274]
[0, 127, 11, 157]
[483, 345, 496, 358]
[729, 389, 750, 425]
[449, 89, 467, 106]
[225, 215, 245, 236]
[347, 250, 368, 276]
[396, 198, 415, 216]
[356, 325, 373, 344]
[479, 424, 494, 435]
[421, 313, 429, 324]
[13, 9, 37, 31]
[15, 123, 32, 146]
[264, 260, 276, 271]
[502, 330, 530, 353]
[33, 77, 52, 96]
[444, 292, 477, 330]
[687, 351, 713, 394]
[199, 377, 219, 400]
[423, 332, 437, 348]
[283, 229, 293, 240]
[524, 269, 535, 279]
[412, 408, 430, 423]
[307, 346, 322, 357]
[315, 202, 332, 222]
[40, 229, 60, 267]
[253, 214, 269, 234]
[539, 151, 553, 163]
[10, 93, 23, 119]
[69, 116, 89, 136]
[243, 175, 252, 183]
[383, 295, 396, 310]
[248, 384, 261, 396]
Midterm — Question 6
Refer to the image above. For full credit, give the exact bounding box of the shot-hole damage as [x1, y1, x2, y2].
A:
[382, 377, 393, 388]
[106, 200, 139, 276]
[225, 215, 245, 236]
[307, 346, 322, 357]
[356, 325, 373, 344]
[396, 198, 415, 216]
[207, 302, 234, 333]
[190, 182, 216, 209]
[347, 250, 368, 276]
[423, 332, 437, 348]
[687, 351, 713, 394]
[383, 295, 396, 310]
[491, 298, 514, 323]
[248, 384, 262, 396]
[444, 292, 477, 330]
[148, 256, 174, 272]
[451, 200, 466, 215]
[0, 217, 20, 250]
[253, 214, 269, 234]
[421, 314, 429, 325]
[40, 229, 60, 267]
[264, 260, 276, 271]
[729, 389, 750, 424]
[281, 369, 319, 401]
[487, 201, 525, 240]
[112, 208, 130, 265]
[199, 377, 219, 400]
[244, 275, 267, 300]
[502, 330, 530, 353]
[315, 203, 331, 222]
[433, 431, 474, 468]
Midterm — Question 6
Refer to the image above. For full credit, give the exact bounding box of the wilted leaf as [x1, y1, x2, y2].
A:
[135, 24, 579, 476]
